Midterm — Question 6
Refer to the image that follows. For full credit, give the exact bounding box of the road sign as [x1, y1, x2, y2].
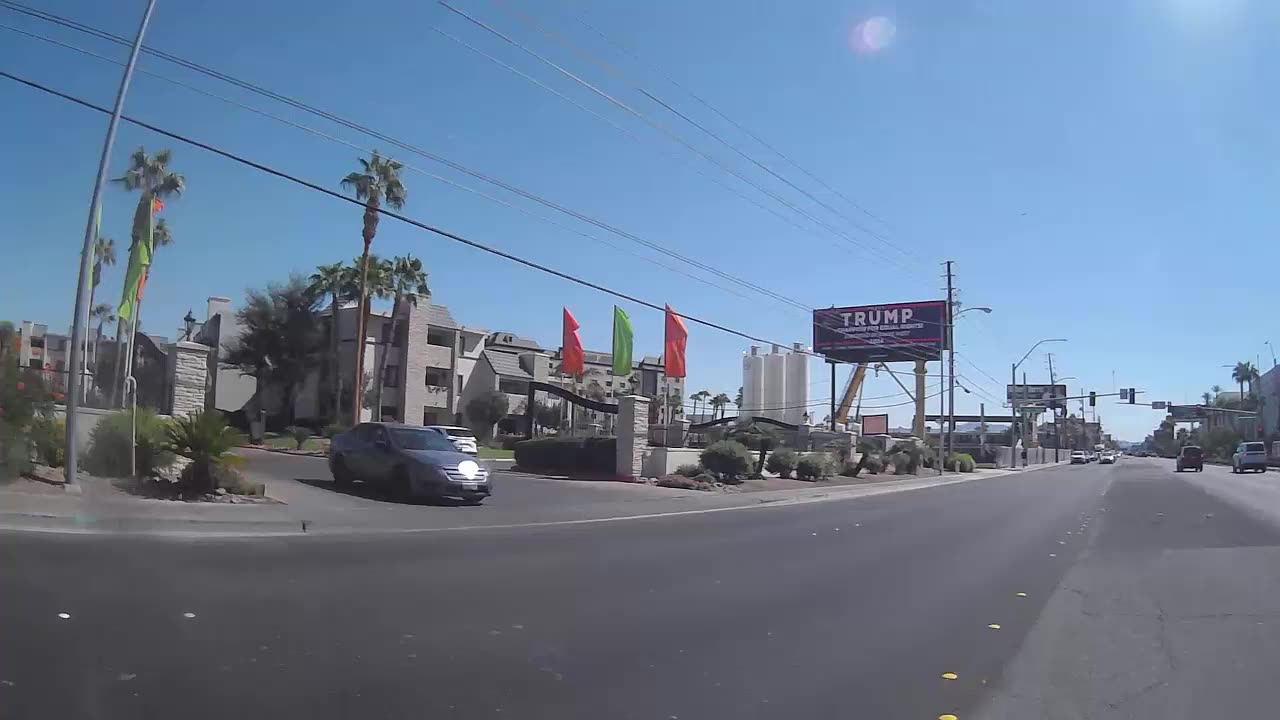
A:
[1151, 401, 1167, 410]
[1119, 388, 1129, 401]
[1169, 405, 1207, 421]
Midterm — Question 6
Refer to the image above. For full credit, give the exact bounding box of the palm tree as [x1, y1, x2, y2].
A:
[690, 390, 710, 420]
[735, 386, 743, 413]
[340, 151, 407, 424]
[339, 256, 392, 419]
[90, 303, 115, 371]
[711, 392, 731, 419]
[1232, 362, 1252, 406]
[373, 255, 430, 418]
[1201, 391, 1213, 406]
[309, 261, 348, 422]
[107, 147, 183, 407]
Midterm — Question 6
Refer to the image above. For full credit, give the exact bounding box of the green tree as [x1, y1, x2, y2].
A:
[166, 411, 242, 495]
[340, 151, 407, 422]
[90, 303, 115, 373]
[465, 390, 509, 441]
[223, 276, 324, 426]
[84, 236, 116, 363]
[1232, 362, 1253, 405]
[373, 255, 430, 417]
[734, 386, 743, 412]
[690, 390, 711, 420]
[308, 261, 348, 422]
[1201, 391, 1213, 406]
[711, 392, 731, 419]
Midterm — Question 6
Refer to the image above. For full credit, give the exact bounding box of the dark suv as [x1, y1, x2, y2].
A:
[1175, 445, 1203, 472]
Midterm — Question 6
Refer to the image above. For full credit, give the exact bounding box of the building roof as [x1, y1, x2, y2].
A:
[424, 304, 460, 330]
[486, 350, 531, 379]
[488, 331, 543, 351]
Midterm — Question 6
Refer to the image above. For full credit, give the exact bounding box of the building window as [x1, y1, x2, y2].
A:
[424, 410, 440, 425]
[457, 373, 464, 394]
[427, 331, 451, 348]
[425, 367, 449, 388]
[384, 364, 400, 388]
[380, 405, 397, 422]
[498, 378, 528, 396]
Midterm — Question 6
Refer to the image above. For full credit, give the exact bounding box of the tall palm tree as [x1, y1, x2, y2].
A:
[373, 255, 430, 418]
[107, 147, 183, 407]
[340, 255, 393, 419]
[340, 151, 407, 424]
[309, 261, 348, 422]
[90, 303, 115, 371]
[712, 392, 731, 419]
[1232, 362, 1252, 406]
[690, 390, 710, 420]
[1201, 391, 1213, 406]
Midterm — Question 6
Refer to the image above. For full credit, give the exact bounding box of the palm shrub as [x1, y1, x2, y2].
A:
[765, 448, 798, 478]
[166, 412, 243, 494]
[700, 440, 752, 482]
[84, 408, 173, 477]
[288, 425, 311, 450]
[796, 455, 830, 481]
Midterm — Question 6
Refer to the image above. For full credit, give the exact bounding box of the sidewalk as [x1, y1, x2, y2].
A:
[0, 459, 1069, 537]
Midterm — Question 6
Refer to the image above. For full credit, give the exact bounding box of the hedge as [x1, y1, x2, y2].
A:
[514, 437, 616, 474]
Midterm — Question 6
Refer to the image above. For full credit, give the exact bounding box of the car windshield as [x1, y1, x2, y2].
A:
[392, 429, 459, 452]
[441, 427, 475, 438]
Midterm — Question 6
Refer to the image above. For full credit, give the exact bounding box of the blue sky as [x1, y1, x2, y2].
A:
[3, 0, 1277, 441]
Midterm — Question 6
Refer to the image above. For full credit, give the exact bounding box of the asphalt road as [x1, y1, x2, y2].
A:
[3, 458, 1279, 719]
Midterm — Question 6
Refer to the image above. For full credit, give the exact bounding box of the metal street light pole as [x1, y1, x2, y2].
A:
[1011, 338, 1067, 468]
[949, 305, 992, 457]
[63, 0, 158, 489]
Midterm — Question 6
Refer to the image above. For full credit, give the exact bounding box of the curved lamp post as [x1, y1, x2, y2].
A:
[1011, 338, 1067, 466]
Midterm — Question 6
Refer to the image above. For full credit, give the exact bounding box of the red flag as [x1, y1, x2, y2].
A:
[561, 307, 584, 376]
[664, 304, 687, 378]
[151, 196, 164, 215]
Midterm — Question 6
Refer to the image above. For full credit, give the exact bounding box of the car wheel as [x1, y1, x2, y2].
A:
[332, 456, 353, 487]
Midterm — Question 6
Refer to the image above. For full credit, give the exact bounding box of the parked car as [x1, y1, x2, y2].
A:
[329, 422, 490, 503]
[1232, 441, 1268, 474]
[1071, 450, 1087, 464]
[1099, 451, 1115, 465]
[425, 425, 479, 455]
[1175, 445, 1204, 472]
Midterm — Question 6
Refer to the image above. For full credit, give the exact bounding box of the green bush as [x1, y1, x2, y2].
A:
[675, 463, 702, 477]
[863, 453, 883, 474]
[765, 448, 798, 478]
[513, 437, 616, 473]
[177, 463, 263, 496]
[29, 416, 65, 467]
[796, 454, 830, 481]
[496, 433, 524, 450]
[322, 422, 348, 439]
[167, 412, 244, 494]
[0, 423, 33, 481]
[84, 408, 174, 478]
[287, 425, 311, 450]
[700, 440, 753, 480]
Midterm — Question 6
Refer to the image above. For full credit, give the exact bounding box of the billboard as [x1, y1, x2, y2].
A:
[861, 414, 889, 435]
[1007, 384, 1068, 409]
[812, 300, 946, 364]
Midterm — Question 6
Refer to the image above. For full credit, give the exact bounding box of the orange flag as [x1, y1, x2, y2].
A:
[561, 307, 584, 375]
[664, 304, 687, 378]
[151, 196, 164, 214]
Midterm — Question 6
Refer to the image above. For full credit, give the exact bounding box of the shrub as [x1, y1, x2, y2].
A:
[166, 412, 244, 494]
[656, 474, 714, 491]
[863, 453, 883, 474]
[952, 452, 976, 473]
[700, 440, 753, 480]
[765, 448, 798, 478]
[513, 437, 616, 473]
[675, 463, 702, 477]
[0, 424, 33, 481]
[84, 408, 173, 478]
[29, 416, 65, 467]
[322, 422, 348, 439]
[496, 433, 524, 450]
[288, 425, 311, 450]
[796, 455, 830, 481]
[178, 463, 263, 496]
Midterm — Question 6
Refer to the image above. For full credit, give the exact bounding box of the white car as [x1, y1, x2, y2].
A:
[1071, 450, 1087, 464]
[425, 426, 478, 455]
[1099, 451, 1115, 464]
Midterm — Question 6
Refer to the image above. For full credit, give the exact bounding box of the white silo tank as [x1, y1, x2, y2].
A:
[741, 350, 754, 416]
[765, 345, 786, 421]
[747, 347, 764, 417]
[784, 343, 810, 425]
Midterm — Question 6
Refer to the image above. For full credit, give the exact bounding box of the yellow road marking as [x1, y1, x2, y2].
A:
[941, 672, 958, 680]
[987, 623, 1002, 629]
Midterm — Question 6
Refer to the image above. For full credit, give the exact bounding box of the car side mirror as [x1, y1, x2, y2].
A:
[374, 438, 389, 450]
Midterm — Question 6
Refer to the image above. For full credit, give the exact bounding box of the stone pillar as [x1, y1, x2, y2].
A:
[168, 341, 210, 418]
[615, 394, 651, 481]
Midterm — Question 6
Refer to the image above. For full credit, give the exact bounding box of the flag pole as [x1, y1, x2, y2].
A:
[64, 0, 158, 489]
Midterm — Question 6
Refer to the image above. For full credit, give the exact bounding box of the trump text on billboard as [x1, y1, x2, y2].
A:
[812, 300, 946, 364]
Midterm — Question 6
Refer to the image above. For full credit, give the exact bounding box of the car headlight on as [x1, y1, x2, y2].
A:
[458, 460, 480, 480]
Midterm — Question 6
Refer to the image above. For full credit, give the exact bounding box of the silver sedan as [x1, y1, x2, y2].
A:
[328, 423, 491, 504]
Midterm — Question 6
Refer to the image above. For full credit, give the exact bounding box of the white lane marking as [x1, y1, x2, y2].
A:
[57, 613, 70, 619]
[182, 612, 196, 618]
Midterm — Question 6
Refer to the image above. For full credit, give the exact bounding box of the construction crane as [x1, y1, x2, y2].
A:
[833, 363, 868, 426]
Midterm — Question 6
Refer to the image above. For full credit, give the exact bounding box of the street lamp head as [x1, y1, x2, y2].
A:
[182, 309, 196, 340]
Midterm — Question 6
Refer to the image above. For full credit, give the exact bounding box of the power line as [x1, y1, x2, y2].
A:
[0, 0, 812, 314]
[483, 0, 915, 265]
[437, 1, 924, 276]
[0, 68, 849, 356]
[0, 21, 769, 306]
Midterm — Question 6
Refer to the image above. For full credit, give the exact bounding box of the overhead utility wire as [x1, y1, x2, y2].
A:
[437, 1, 919, 274]
[484, 0, 914, 264]
[0, 0, 809, 313]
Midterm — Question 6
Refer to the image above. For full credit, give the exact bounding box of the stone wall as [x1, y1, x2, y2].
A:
[615, 395, 651, 481]
[398, 294, 433, 425]
[169, 341, 210, 419]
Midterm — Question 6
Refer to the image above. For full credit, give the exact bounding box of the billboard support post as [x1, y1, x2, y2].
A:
[829, 360, 836, 432]
[913, 360, 926, 437]
[1010, 362, 1018, 467]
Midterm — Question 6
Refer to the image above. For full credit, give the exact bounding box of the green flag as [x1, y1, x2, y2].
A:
[117, 198, 154, 323]
[611, 305, 633, 376]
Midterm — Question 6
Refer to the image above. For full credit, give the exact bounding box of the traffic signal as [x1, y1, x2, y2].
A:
[1128, 387, 1136, 405]
[1089, 391, 1096, 407]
